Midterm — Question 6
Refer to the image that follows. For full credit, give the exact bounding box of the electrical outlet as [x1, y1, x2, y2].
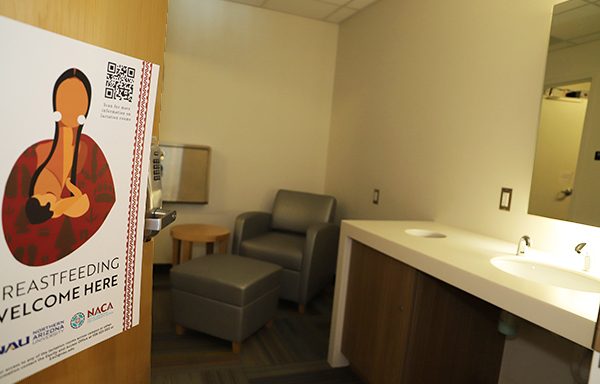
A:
[372, 189, 380, 205]
[499, 188, 512, 211]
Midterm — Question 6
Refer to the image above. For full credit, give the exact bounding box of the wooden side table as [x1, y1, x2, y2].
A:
[171, 224, 230, 264]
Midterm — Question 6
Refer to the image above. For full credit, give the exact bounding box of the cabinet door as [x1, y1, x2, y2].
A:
[402, 272, 505, 383]
[342, 241, 417, 384]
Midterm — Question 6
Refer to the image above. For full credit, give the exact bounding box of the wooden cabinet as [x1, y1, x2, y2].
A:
[342, 241, 505, 384]
[342, 239, 417, 383]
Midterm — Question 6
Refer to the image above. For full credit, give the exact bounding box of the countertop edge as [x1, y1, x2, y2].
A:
[338, 220, 598, 349]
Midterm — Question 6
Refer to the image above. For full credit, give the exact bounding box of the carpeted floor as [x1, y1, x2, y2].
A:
[151, 265, 363, 384]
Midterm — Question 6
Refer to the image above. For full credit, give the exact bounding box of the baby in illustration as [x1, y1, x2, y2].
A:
[3, 68, 116, 266]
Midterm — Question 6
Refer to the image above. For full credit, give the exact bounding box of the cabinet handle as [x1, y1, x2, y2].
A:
[398, 305, 404, 311]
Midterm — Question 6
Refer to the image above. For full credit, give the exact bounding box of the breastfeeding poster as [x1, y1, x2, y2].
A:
[0, 17, 158, 383]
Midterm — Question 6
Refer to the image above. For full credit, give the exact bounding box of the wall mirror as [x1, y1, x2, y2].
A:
[528, 0, 600, 227]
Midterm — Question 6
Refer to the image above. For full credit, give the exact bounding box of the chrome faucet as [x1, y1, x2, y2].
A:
[575, 242, 590, 272]
[516, 235, 531, 255]
[575, 242, 587, 254]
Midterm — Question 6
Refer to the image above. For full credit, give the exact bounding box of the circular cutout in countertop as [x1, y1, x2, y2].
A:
[404, 229, 447, 238]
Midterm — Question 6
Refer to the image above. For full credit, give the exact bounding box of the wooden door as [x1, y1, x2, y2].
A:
[0, 1, 168, 382]
[0, 0, 168, 139]
[20, 241, 155, 383]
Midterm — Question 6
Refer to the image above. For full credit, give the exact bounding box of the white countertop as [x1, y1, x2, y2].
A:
[328, 220, 600, 367]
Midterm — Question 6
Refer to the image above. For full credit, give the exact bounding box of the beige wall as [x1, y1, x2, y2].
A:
[154, 0, 338, 262]
[325, 0, 600, 254]
[325, 0, 598, 382]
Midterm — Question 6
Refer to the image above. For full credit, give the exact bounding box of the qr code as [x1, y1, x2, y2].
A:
[105, 61, 135, 102]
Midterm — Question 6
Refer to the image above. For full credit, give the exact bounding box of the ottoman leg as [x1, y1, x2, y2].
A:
[232, 341, 241, 354]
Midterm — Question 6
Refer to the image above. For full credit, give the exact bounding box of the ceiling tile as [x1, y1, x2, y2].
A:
[571, 30, 600, 44]
[263, 0, 338, 19]
[319, 0, 352, 5]
[327, 7, 356, 22]
[554, 0, 588, 14]
[347, 0, 377, 10]
[227, 0, 265, 6]
[223, 0, 380, 23]
[548, 41, 576, 51]
[551, 3, 600, 40]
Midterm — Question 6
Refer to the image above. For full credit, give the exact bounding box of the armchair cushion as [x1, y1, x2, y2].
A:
[239, 232, 305, 271]
[271, 190, 335, 234]
[232, 212, 271, 254]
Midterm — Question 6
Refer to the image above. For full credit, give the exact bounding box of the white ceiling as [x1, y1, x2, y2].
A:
[549, 0, 600, 51]
[223, 0, 379, 23]
[223, 0, 600, 45]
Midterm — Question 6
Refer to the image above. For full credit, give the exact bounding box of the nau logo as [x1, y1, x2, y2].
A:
[88, 302, 114, 318]
[0, 336, 30, 355]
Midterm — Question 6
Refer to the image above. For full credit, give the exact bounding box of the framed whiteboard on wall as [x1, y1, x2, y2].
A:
[161, 143, 211, 204]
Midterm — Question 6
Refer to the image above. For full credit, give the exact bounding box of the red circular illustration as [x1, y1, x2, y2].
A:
[2, 68, 115, 266]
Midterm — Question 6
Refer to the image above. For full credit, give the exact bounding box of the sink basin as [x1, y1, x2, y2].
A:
[405, 229, 447, 238]
[491, 256, 600, 293]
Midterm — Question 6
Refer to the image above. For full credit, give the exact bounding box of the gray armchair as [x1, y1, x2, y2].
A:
[232, 189, 339, 313]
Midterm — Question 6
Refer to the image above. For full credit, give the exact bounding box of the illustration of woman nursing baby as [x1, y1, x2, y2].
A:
[2, 68, 115, 266]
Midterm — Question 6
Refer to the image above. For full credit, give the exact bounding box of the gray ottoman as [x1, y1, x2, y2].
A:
[170, 254, 281, 353]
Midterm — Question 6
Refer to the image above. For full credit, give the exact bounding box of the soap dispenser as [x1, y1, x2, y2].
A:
[575, 243, 591, 272]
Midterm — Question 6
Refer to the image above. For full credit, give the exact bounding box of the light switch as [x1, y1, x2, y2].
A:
[372, 189, 380, 205]
[499, 188, 512, 211]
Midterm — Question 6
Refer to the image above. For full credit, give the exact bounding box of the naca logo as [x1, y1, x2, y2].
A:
[88, 302, 114, 320]
[0, 336, 30, 355]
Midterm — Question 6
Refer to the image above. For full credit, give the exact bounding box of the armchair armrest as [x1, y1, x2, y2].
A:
[232, 211, 272, 254]
[299, 223, 340, 304]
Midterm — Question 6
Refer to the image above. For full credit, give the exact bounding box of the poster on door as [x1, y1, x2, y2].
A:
[0, 16, 158, 383]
